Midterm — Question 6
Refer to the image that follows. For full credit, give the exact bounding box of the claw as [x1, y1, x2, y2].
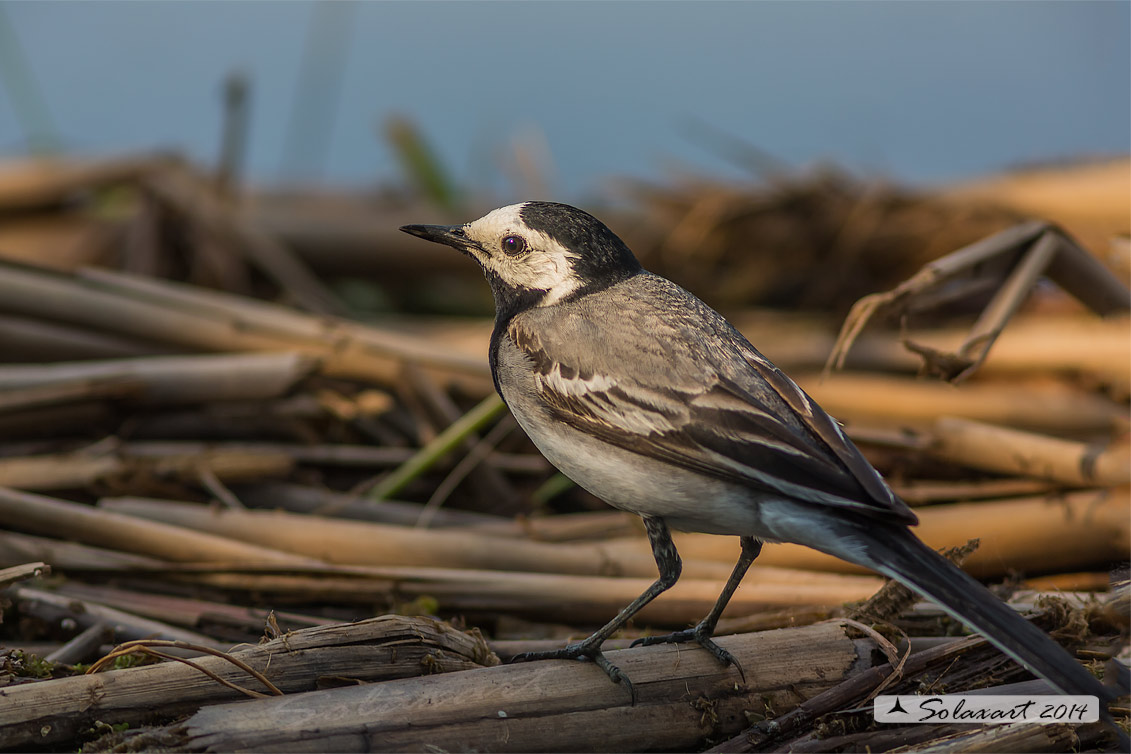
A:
[631, 626, 747, 684]
[510, 640, 637, 704]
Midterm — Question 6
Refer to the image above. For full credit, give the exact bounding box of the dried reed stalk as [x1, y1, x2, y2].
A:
[12, 586, 222, 647]
[0, 313, 166, 361]
[0, 352, 317, 405]
[158, 562, 884, 625]
[0, 444, 293, 491]
[0, 615, 495, 751]
[0, 154, 158, 210]
[0, 487, 317, 565]
[799, 372, 1125, 432]
[124, 622, 875, 753]
[0, 531, 164, 570]
[94, 496, 731, 580]
[928, 416, 1130, 486]
[654, 487, 1129, 579]
[0, 259, 491, 391]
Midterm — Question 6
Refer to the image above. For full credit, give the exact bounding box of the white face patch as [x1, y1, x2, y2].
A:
[462, 204, 582, 306]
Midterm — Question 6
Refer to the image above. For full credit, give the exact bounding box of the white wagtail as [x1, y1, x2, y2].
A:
[401, 202, 1121, 708]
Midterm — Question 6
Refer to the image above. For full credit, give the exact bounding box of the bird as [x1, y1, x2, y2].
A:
[400, 201, 1123, 710]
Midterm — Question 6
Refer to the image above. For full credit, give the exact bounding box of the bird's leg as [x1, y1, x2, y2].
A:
[510, 517, 682, 701]
[632, 536, 762, 683]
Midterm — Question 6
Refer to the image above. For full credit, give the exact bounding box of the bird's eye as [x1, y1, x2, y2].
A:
[500, 235, 527, 255]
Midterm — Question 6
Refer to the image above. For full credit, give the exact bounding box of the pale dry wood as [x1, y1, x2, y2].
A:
[904, 314, 1131, 388]
[0, 452, 122, 490]
[0, 259, 492, 391]
[79, 263, 493, 385]
[0, 487, 319, 565]
[95, 497, 709, 579]
[714, 605, 839, 635]
[1022, 572, 1112, 592]
[467, 509, 642, 541]
[94, 498, 884, 593]
[488, 637, 635, 660]
[825, 222, 1048, 375]
[825, 222, 1131, 380]
[0, 444, 293, 491]
[0, 154, 160, 210]
[0, 352, 318, 405]
[942, 158, 1131, 252]
[0, 561, 49, 587]
[0, 375, 145, 414]
[707, 633, 989, 752]
[400, 568, 884, 625]
[129, 441, 412, 467]
[0, 313, 167, 361]
[44, 622, 113, 665]
[0, 614, 496, 751]
[891, 478, 1056, 505]
[0, 530, 166, 570]
[928, 416, 1130, 486]
[12, 586, 223, 647]
[947, 229, 1063, 381]
[161, 562, 884, 625]
[627, 487, 1131, 579]
[114, 438, 545, 478]
[797, 371, 1126, 433]
[0, 212, 116, 270]
[138, 622, 876, 753]
[234, 482, 507, 528]
[52, 582, 334, 634]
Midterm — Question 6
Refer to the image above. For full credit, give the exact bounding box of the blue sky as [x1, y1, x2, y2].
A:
[2, 1, 1128, 201]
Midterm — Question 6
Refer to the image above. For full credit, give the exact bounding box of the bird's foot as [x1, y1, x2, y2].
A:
[510, 638, 636, 703]
[631, 624, 746, 684]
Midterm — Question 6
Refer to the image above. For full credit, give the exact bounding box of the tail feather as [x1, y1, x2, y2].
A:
[859, 525, 1119, 703]
[764, 506, 1128, 747]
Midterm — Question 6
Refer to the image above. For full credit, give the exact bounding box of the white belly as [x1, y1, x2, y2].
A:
[498, 383, 769, 537]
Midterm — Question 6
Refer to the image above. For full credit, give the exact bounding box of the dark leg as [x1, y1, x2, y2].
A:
[510, 516, 682, 701]
[632, 536, 762, 682]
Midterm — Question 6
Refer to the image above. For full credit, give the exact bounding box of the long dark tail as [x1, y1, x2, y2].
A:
[858, 525, 1118, 703]
[773, 508, 1124, 704]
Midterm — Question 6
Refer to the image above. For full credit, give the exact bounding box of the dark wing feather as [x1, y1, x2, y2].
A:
[510, 317, 917, 524]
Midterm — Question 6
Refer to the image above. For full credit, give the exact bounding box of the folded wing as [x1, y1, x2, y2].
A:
[509, 318, 917, 524]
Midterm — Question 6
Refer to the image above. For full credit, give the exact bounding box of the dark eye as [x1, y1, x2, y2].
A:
[500, 235, 527, 255]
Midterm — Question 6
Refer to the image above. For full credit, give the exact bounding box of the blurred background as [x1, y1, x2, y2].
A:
[2, 1, 1128, 198]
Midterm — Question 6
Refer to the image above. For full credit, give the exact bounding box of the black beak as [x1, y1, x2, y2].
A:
[399, 224, 479, 252]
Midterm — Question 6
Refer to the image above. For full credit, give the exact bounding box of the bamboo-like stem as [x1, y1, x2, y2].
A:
[928, 416, 1130, 486]
[0, 259, 492, 390]
[798, 372, 1125, 432]
[0, 614, 496, 751]
[0, 352, 317, 405]
[94, 496, 726, 579]
[0, 487, 317, 565]
[631, 487, 1130, 579]
[114, 622, 874, 754]
[365, 394, 507, 501]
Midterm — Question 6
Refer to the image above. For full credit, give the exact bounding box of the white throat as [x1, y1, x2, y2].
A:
[465, 203, 583, 306]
